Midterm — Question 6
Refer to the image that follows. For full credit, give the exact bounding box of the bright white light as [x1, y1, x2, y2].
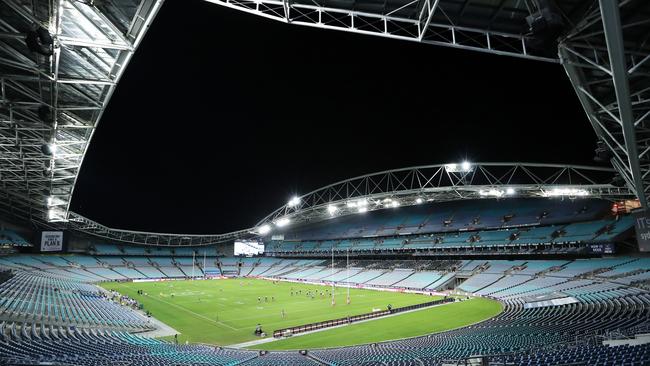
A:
[356, 198, 368, 207]
[346, 201, 357, 208]
[506, 188, 516, 195]
[390, 201, 400, 208]
[257, 224, 271, 235]
[327, 204, 338, 215]
[415, 198, 423, 204]
[358, 207, 368, 213]
[543, 188, 590, 197]
[47, 196, 54, 207]
[47, 208, 67, 222]
[275, 217, 291, 227]
[445, 162, 472, 173]
[445, 163, 457, 171]
[479, 189, 505, 197]
[287, 196, 301, 207]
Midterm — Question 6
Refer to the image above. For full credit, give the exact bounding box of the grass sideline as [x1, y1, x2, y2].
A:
[254, 297, 502, 350]
[100, 278, 501, 349]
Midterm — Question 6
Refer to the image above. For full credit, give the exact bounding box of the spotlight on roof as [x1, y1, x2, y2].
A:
[358, 207, 368, 213]
[257, 224, 271, 235]
[46, 196, 54, 207]
[445, 162, 472, 173]
[327, 204, 338, 215]
[415, 198, 423, 204]
[287, 196, 301, 207]
[506, 188, 516, 195]
[390, 201, 400, 208]
[47, 208, 67, 222]
[275, 217, 291, 227]
[479, 189, 505, 197]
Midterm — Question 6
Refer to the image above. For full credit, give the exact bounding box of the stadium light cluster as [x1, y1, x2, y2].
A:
[479, 189, 505, 197]
[327, 204, 338, 215]
[543, 188, 590, 197]
[46, 207, 67, 222]
[445, 161, 473, 173]
[275, 217, 291, 227]
[287, 196, 301, 207]
[347, 198, 368, 208]
[257, 224, 272, 235]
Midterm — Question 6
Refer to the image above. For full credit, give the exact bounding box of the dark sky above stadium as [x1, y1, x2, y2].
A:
[70, 0, 598, 234]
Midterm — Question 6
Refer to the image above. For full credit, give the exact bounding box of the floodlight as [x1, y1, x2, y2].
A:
[258, 224, 271, 235]
[356, 198, 368, 207]
[506, 188, 516, 195]
[415, 198, 423, 204]
[390, 201, 400, 208]
[445, 162, 472, 173]
[327, 204, 338, 215]
[543, 188, 589, 197]
[275, 217, 291, 227]
[346, 201, 357, 208]
[479, 189, 505, 197]
[358, 207, 368, 213]
[287, 196, 301, 207]
[47, 208, 66, 222]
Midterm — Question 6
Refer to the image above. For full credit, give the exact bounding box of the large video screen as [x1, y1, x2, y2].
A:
[234, 240, 264, 256]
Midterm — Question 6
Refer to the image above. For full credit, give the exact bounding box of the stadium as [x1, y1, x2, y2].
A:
[1, 0, 650, 365]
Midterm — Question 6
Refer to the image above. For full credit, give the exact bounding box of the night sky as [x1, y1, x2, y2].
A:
[69, 0, 598, 234]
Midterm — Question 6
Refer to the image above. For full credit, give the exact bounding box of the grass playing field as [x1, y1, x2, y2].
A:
[100, 278, 502, 349]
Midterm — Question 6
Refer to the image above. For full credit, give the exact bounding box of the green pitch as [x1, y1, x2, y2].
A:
[100, 278, 501, 349]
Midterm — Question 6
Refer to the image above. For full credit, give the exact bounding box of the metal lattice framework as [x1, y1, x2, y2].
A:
[560, 0, 650, 209]
[0, 0, 163, 223]
[63, 212, 252, 246]
[201, 0, 650, 209]
[0, 0, 648, 246]
[256, 162, 633, 231]
[204, 0, 559, 63]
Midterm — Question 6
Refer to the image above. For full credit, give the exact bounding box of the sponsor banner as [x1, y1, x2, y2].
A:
[40, 231, 63, 252]
[634, 210, 650, 252]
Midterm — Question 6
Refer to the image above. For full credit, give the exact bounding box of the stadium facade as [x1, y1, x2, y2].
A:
[1, 0, 650, 365]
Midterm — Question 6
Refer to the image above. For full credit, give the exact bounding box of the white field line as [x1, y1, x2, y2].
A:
[119, 283, 239, 331]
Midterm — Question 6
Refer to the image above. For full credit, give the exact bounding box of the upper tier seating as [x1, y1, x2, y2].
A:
[271, 198, 613, 241]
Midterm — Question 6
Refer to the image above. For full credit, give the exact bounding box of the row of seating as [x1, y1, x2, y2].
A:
[0, 271, 152, 331]
[275, 198, 613, 241]
[266, 215, 633, 254]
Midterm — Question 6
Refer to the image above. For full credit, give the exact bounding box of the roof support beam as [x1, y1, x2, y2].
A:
[418, 0, 440, 41]
[599, 0, 647, 208]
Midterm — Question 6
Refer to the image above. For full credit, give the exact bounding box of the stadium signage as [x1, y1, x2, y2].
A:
[40, 231, 63, 252]
[633, 210, 650, 252]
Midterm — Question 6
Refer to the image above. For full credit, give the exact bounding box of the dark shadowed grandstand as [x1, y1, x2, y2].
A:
[1, 0, 650, 365]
